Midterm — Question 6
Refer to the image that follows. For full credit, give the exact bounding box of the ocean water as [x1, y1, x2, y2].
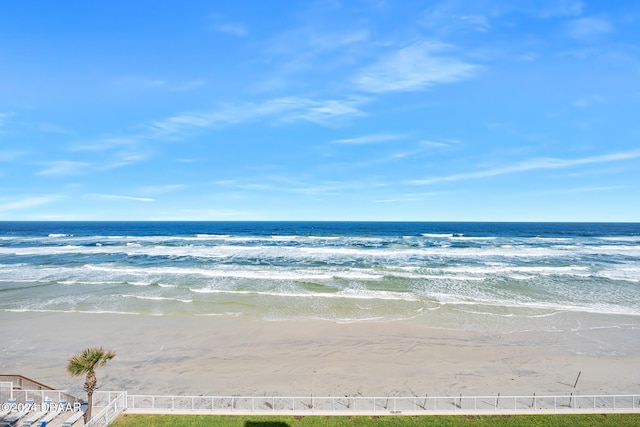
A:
[1, 221, 639, 328]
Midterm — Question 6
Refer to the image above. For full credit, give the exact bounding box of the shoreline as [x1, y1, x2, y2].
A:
[2, 311, 639, 397]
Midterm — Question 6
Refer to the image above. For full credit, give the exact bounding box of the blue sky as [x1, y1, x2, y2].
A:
[1, 0, 639, 221]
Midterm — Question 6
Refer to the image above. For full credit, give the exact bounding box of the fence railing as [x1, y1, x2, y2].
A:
[7, 388, 82, 406]
[3, 390, 639, 426]
[0, 382, 12, 404]
[85, 391, 127, 427]
[127, 393, 640, 414]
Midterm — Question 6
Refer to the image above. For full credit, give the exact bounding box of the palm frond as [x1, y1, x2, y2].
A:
[67, 347, 116, 377]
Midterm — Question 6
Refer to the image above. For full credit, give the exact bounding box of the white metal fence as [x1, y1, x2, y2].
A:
[127, 393, 640, 414]
[85, 391, 127, 427]
[0, 390, 124, 427]
[2, 390, 639, 427]
[6, 388, 82, 406]
[0, 382, 12, 404]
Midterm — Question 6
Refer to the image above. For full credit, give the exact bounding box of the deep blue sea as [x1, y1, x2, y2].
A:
[1, 222, 639, 325]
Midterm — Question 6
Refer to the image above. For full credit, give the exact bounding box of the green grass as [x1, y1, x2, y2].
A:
[110, 414, 640, 427]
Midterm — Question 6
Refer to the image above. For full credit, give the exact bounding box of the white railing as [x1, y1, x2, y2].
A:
[3, 390, 639, 425]
[0, 382, 12, 403]
[84, 391, 127, 427]
[7, 388, 82, 406]
[127, 393, 640, 414]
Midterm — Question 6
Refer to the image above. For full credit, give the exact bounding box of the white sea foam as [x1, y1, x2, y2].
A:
[5, 241, 638, 262]
[3, 223, 640, 322]
[3, 308, 150, 315]
[123, 295, 192, 303]
[189, 287, 419, 301]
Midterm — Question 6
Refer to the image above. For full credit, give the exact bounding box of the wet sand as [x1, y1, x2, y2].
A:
[1, 311, 639, 397]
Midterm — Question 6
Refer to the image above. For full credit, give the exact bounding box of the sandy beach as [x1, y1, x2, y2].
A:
[2, 311, 639, 397]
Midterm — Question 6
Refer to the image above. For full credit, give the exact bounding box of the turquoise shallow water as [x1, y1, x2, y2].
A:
[1, 221, 639, 324]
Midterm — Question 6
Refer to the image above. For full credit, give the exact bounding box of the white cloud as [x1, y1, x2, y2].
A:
[419, 140, 456, 148]
[534, 0, 584, 18]
[353, 42, 478, 93]
[373, 192, 441, 203]
[0, 150, 27, 162]
[280, 97, 368, 125]
[0, 112, 15, 127]
[410, 150, 640, 185]
[35, 161, 93, 176]
[333, 133, 405, 144]
[0, 196, 60, 212]
[148, 96, 369, 138]
[101, 152, 148, 170]
[91, 194, 155, 202]
[70, 136, 140, 151]
[216, 23, 248, 37]
[135, 184, 187, 195]
[37, 123, 73, 134]
[115, 77, 206, 92]
[421, 2, 491, 33]
[540, 185, 627, 195]
[573, 94, 605, 108]
[567, 17, 613, 40]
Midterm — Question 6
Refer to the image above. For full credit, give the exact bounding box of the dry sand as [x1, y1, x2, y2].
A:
[1, 311, 639, 397]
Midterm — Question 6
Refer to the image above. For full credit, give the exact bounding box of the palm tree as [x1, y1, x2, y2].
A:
[67, 347, 116, 423]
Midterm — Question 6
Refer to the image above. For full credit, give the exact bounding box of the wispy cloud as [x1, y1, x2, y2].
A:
[209, 14, 248, 37]
[115, 77, 206, 92]
[90, 194, 155, 202]
[539, 185, 627, 195]
[419, 139, 457, 148]
[333, 133, 405, 144]
[0, 196, 60, 212]
[0, 112, 15, 127]
[409, 150, 640, 185]
[353, 41, 479, 93]
[421, 3, 491, 33]
[373, 192, 442, 203]
[152, 79, 206, 92]
[573, 94, 605, 108]
[37, 122, 73, 134]
[0, 150, 27, 162]
[421, 0, 585, 34]
[135, 184, 187, 195]
[280, 97, 368, 125]
[215, 23, 248, 37]
[70, 136, 140, 151]
[35, 161, 93, 176]
[216, 176, 359, 197]
[567, 17, 613, 40]
[100, 152, 148, 170]
[148, 96, 369, 138]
